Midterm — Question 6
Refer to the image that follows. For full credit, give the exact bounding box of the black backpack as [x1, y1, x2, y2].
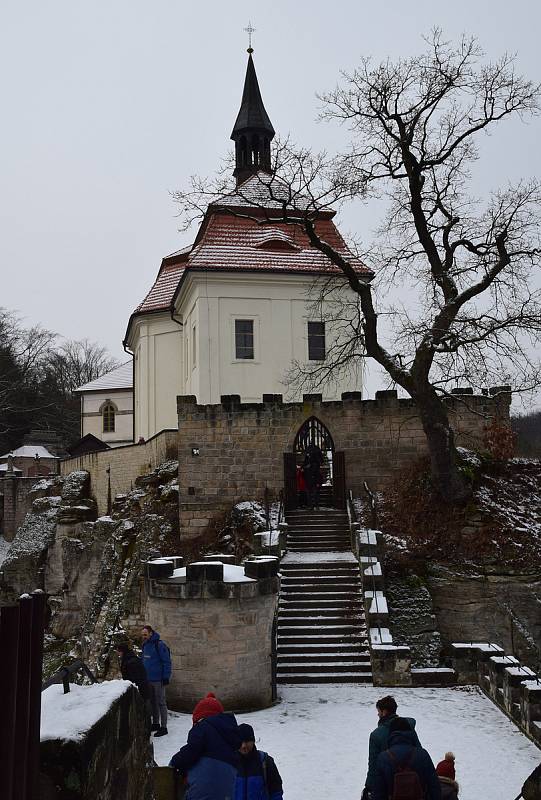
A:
[386, 748, 425, 800]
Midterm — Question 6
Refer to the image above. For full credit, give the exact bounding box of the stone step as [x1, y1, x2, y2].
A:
[279, 604, 364, 614]
[277, 653, 370, 664]
[277, 661, 372, 673]
[280, 591, 361, 604]
[278, 609, 364, 620]
[281, 579, 360, 585]
[281, 564, 359, 570]
[278, 623, 367, 635]
[278, 634, 369, 645]
[277, 642, 365, 654]
[276, 673, 373, 684]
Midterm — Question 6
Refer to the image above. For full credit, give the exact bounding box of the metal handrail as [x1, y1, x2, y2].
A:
[42, 659, 97, 694]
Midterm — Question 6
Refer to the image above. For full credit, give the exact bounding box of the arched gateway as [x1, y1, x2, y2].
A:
[283, 417, 346, 510]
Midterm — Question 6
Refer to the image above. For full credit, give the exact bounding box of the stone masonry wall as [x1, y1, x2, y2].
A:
[177, 389, 511, 538]
[60, 429, 178, 516]
[147, 579, 278, 711]
[0, 475, 39, 541]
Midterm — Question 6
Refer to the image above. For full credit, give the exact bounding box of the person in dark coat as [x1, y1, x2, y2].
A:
[436, 753, 459, 799]
[116, 643, 149, 699]
[169, 692, 242, 800]
[141, 624, 172, 737]
[303, 444, 324, 509]
[363, 695, 421, 797]
[235, 723, 283, 800]
[373, 718, 441, 800]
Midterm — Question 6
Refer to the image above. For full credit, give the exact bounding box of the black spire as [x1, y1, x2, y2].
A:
[231, 52, 275, 186]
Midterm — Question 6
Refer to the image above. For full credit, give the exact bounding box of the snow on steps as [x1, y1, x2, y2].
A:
[277, 509, 372, 685]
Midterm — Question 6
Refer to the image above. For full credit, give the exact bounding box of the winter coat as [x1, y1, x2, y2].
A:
[142, 631, 172, 683]
[120, 650, 149, 699]
[235, 748, 283, 800]
[439, 776, 459, 799]
[170, 713, 242, 800]
[365, 714, 420, 789]
[373, 729, 441, 800]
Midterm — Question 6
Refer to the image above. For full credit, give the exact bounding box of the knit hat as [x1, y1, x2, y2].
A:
[238, 723, 255, 742]
[436, 753, 456, 780]
[192, 692, 224, 723]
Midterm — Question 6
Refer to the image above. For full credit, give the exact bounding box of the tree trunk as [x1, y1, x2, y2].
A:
[415, 389, 471, 504]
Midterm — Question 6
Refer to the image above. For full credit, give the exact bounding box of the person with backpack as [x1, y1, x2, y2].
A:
[235, 723, 284, 800]
[373, 718, 441, 800]
[169, 692, 242, 800]
[363, 695, 421, 798]
[436, 753, 459, 799]
[141, 623, 172, 737]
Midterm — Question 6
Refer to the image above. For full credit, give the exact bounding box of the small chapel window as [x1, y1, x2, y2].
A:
[235, 319, 254, 360]
[102, 403, 116, 433]
[308, 321, 326, 361]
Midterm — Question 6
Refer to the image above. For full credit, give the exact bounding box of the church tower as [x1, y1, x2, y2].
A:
[231, 50, 275, 186]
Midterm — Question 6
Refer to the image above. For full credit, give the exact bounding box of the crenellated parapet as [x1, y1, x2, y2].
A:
[144, 555, 279, 712]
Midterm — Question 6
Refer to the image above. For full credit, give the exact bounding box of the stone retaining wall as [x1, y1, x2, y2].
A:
[39, 683, 152, 800]
[177, 389, 510, 538]
[0, 475, 40, 541]
[60, 429, 178, 516]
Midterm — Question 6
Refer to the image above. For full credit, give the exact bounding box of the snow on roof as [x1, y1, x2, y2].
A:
[40, 680, 132, 742]
[128, 177, 372, 323]
[0, 445, 57, 460]
[74, 361, 133, 393]
[0, 463, 23, 472]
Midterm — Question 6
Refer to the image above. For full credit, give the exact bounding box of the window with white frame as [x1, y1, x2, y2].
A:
[307, 321, 326, 361]
[102, 402, 116, 433]
[235, 319, 254, 360]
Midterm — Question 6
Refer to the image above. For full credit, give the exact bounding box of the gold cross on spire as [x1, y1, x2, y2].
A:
[244, 21, 255, 54]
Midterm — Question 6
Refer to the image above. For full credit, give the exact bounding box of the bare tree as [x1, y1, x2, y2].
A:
[43, 339, 120, 396]
[174, 32, 541, 504]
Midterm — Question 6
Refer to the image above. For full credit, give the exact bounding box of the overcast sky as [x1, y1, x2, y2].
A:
[2, 1, 540, 400]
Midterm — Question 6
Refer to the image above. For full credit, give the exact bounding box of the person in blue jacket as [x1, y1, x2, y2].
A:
[235, 723, 283, 800]
[141, 624, 171, 737]
[170, 692, 242, 800]
[373, 718, 441, 800]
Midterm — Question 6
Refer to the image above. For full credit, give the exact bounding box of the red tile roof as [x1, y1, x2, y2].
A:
[134, 261, 187, 314]
[128, 177, 372, 331]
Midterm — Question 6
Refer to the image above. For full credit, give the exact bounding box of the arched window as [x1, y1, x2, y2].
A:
[102, 402, 116, 433]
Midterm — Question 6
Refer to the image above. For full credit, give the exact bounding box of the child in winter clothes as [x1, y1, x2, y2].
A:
[235, 723, 284, 800]
[169, 692, 242, 800]
[436, 753, 459, 799]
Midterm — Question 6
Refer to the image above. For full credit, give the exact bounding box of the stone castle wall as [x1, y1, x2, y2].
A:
[0, 475, 40, 541]
[146, 574, 278, 711]
[60, 429, 178, 516]
[177, 389, 511, 538]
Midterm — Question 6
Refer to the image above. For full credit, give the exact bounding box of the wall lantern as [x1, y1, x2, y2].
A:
[191, 447, 200, 457]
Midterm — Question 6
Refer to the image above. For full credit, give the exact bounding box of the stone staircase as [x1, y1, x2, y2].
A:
[276, 508, 372, 684]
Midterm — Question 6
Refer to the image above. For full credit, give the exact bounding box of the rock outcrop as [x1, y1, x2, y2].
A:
[0, 460, 180, 679]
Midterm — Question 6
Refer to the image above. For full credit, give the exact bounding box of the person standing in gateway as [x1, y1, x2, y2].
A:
[141, 623, 172, 737]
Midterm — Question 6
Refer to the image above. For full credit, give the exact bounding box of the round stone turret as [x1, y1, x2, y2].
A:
[145, 556, 279, 711]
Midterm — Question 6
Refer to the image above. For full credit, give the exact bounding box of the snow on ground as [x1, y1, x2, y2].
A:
[153, 684, 540, 800]
[0, 535, 11, 567]
[41, 680, 132, 742]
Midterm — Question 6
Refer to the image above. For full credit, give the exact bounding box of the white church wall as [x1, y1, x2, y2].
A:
[81, 390, 133, 446]
[176, 272, 363, 406]
[130, 314, 183, 441]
